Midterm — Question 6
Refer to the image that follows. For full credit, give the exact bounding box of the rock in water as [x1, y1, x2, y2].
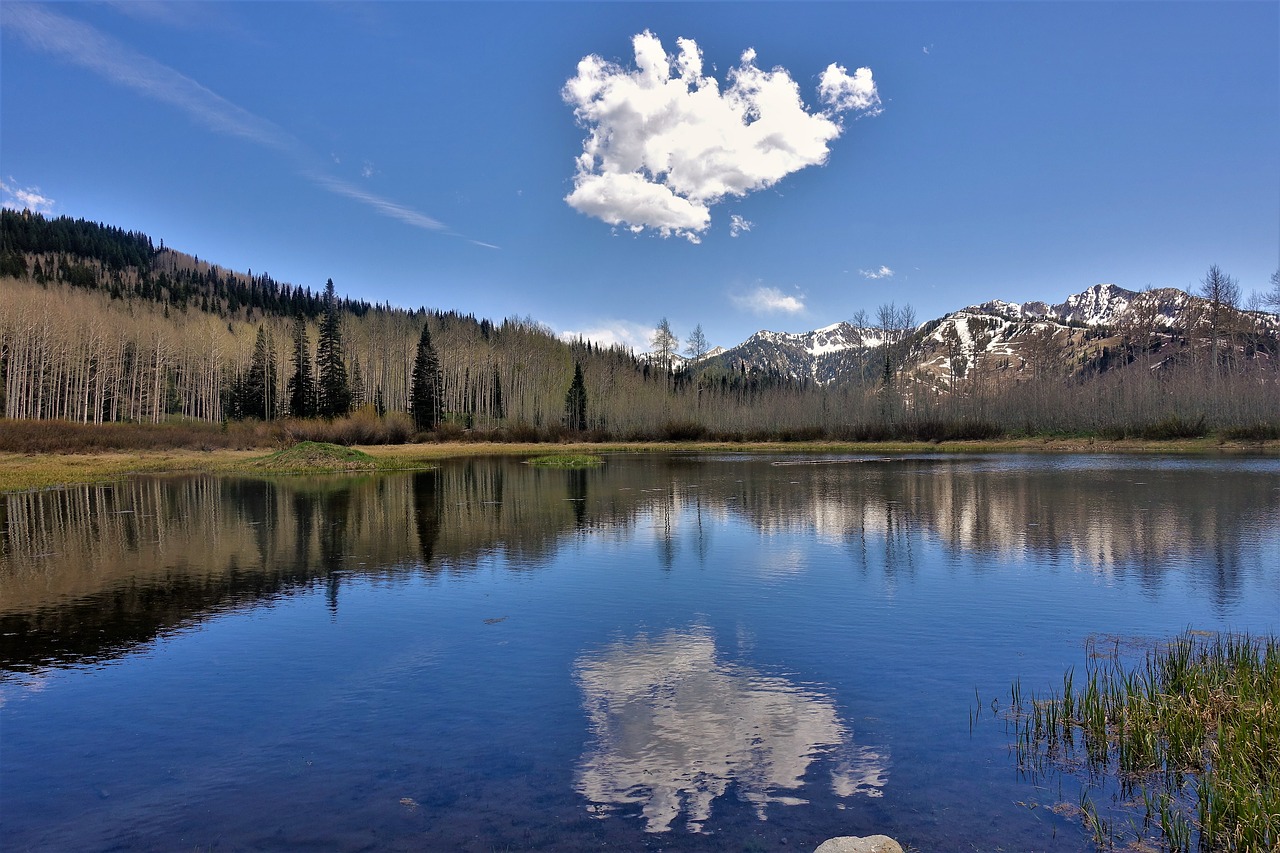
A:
[814, 836, 905, 853]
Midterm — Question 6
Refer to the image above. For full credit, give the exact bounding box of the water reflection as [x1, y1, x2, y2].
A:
[2, 454, 1277, 674]
[574, 625, 885, 832]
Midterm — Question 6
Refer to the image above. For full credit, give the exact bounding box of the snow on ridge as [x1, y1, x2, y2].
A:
[1052, 283, 1137, 326]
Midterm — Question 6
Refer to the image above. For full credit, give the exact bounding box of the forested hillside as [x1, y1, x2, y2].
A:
[0, 211, 822, 439]
[2, 210, 1278, 441]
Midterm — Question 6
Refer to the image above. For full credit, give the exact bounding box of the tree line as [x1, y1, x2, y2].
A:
[2, 210, 1278, 441]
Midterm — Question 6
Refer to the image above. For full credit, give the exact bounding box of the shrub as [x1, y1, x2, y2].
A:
[658, 421, 707, 441]
[1220, 422, 1280, 441]
[1136, 415, 1208, 441]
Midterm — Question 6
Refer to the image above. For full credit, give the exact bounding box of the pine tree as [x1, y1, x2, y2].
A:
[242, 325, 276, 420]
[565, 362, 587, 431]
[491, 367, 505, 420]
[410, 320, 442, 430]
[316, 278, 351, 418]
[350, 353, 366, 410]
[287, 313, 315, 418]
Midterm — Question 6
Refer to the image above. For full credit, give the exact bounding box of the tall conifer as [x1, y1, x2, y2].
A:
[410, 321, 442, 430]
[316, 279, 351, 418]
[565, 362, 587, 431]
[243, 325, 276, 420]
[287, 313, 315, 418]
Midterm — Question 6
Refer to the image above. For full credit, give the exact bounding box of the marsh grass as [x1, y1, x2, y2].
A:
[248, 441, 379, 473]
[2, 434, 1275, 493]
[526, 453, 604, 468]
[1000, 632, 1279, 852]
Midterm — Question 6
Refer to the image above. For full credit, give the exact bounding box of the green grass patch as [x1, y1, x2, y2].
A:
[526, 453, 604, 468]
[249, 441, 378, 473]
[998, 631, 1279, 852]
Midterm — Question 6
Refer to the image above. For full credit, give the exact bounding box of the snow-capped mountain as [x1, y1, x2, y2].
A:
[973, 283, 1189, 328]
[701, 283, 1279, 387]
[718, 321, 889, 383]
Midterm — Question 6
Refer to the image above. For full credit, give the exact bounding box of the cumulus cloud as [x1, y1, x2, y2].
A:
[729, 214, 753, 237]
[732, 285, 806, 315]
[1, 180, 55, 214]
[559, 320, 657, 353]
[817, 63, 882, 114]
[564, 31, 880, 241]
[859, 265, 894, 279]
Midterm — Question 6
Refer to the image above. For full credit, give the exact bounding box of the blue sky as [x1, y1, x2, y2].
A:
[3, 2, 1277, 352]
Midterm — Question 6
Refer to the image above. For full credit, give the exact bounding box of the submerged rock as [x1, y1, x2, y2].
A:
[814, 835, 905, 853]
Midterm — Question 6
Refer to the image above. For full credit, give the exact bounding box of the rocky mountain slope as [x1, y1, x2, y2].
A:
[698, 283, 1280, 386]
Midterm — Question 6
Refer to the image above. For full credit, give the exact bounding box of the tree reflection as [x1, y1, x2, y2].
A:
[2, 455, 1275, 674]
[574, 625, 886, 832]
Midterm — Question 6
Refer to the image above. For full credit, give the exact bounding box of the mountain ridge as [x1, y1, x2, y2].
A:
[688, 282, 1279, 386]
[6, 210, 1278, 410]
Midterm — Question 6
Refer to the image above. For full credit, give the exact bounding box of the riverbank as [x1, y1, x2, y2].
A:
[1, 436, 1277, 492]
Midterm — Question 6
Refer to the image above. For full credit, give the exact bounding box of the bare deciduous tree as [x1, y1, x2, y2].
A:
[651, 317, 678, 374]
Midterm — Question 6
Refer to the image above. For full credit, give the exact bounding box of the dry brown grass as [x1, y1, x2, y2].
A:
[0, 417, 1274, 491]
[2, 433, 1275, 493]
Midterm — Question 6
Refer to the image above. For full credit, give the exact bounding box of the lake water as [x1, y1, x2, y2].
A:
[2, 452, 1278, 852]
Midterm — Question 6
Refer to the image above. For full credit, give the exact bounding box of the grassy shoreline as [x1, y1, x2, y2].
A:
[1, 436, 1277, 493]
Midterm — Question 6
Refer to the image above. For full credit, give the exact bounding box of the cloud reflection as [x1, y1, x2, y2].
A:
[574, 625, 885, 832]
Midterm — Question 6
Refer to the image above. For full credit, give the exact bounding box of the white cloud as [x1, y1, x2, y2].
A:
[729, 214, 753, 237]
[360, 161, 375, 179]
[563, 31, 880, 241]
[732, 286, 806, 315]
[817, 63, 882, 115]
[859, 265, 894, 279]
[566, 171, 710, 241]
[559, 320, 657, 353]
[304, 171, 445, 231]
[1, 180, 56, 214]
[3, 4, 465, 239]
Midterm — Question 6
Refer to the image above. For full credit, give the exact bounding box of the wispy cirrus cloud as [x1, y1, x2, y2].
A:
[2, 4, 484, 243]
[304, 171, 445, 232]
[731, 285, 806, 315]
[859, 265, 894, 279]
[5, 4, 297, 153]
[563, 31, 881, 243]
[1, 180, 56, 214]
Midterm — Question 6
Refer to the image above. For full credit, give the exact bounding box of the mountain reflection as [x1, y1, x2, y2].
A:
[574, 625, 886, 833]
[2, 454, 1276, 673]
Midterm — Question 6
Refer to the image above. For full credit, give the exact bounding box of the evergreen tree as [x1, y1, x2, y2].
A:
[242, 325, 276, 420]
[350, 353, 366, 410]
[565, 362, 587, 431]
[316, 278, 351, 417]
[491, 367, 505, 420]
[410, 320, 442, 430]
[287, 313, 315, 418]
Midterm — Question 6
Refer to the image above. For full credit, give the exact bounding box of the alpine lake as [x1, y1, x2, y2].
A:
[2, 451, 1278, 852]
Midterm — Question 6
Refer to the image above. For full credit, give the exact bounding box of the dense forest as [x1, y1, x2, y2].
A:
[2, 209, 1278, 442]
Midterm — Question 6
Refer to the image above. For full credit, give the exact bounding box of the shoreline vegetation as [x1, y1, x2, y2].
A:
[0, 418, 1276, 492]
[1000, 632, 1279, 853]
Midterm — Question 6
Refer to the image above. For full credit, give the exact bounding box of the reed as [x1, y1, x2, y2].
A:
[1004, 631, 1279, 852]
